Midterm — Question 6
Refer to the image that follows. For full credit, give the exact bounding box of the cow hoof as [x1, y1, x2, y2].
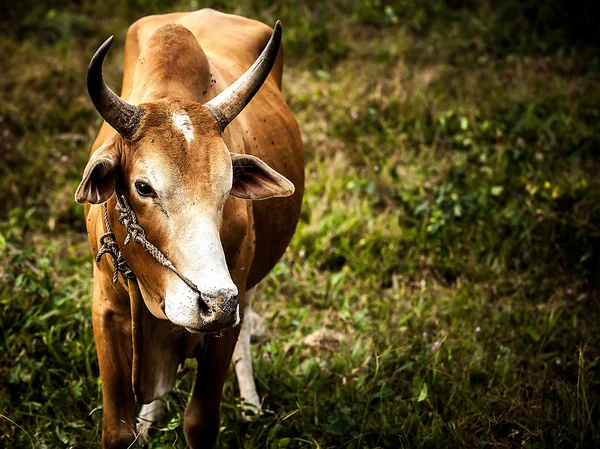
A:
[136, 399, 167, 444]
[240, 400, 262, 422]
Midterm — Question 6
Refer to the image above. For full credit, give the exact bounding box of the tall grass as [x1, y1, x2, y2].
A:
[1, 1, 598, 447]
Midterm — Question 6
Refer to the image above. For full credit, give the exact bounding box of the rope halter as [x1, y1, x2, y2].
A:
[96, 191, 201, 294]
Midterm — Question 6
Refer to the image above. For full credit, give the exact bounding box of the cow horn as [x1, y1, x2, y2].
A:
[204, 21, 282, 132]
[88, 36, 145, 140]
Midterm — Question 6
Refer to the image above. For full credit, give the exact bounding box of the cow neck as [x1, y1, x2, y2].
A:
[97, 190, 201, 294]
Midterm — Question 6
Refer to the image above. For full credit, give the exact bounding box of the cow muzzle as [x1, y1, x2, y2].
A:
[191, 290, 240, 333]
[165, 284, 240, 334]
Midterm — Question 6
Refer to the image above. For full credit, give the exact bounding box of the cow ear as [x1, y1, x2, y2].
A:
[75, 139, 121, 204]
[230, 153, 295, 200]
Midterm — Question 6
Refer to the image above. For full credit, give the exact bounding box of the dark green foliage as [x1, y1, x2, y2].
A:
[1, 0, 599, 448]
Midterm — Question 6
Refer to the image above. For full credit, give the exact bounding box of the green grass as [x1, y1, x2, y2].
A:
[1, 0, 599, 448]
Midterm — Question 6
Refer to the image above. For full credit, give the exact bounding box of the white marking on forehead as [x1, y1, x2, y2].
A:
[172, 113, 194, 142]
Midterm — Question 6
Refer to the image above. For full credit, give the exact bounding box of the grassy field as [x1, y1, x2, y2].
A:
[1, 0, 599, 447]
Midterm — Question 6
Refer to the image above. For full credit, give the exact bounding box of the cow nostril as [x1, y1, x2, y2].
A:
[197, 293, 213, 312]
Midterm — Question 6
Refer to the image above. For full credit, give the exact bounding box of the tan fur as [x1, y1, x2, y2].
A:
[81, 9, 303, 449]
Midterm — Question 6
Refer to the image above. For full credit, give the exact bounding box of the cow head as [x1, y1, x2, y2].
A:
[75, 23, 294, 334]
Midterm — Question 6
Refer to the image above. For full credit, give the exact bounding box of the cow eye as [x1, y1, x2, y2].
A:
[135, 181, 156, 197]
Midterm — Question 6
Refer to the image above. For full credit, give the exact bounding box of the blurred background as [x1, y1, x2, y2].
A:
[0, 0, 599, 447]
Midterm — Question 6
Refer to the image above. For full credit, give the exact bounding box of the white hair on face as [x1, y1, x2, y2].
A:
[172, 113, 194, 142]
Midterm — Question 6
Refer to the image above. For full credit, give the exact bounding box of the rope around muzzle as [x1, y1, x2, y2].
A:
[96, 192, 201, 294]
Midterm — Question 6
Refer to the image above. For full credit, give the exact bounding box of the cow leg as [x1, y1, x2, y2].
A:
[233, 287, 261, 420]
[92, 271, 137, 449]
[184, 326, 240, 449]
[136, 398, 167, 441]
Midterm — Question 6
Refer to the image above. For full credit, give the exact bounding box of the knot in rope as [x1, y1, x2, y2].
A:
[96, 200, 135, 283]
[115, 195, 146, 246]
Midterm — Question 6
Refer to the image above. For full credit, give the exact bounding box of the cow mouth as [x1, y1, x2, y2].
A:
[185, 326, 221, 335]
[185, 326, 209, 334]
[184, 322, 238, 335]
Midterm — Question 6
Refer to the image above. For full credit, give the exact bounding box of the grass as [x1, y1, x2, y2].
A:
[1, 0, 599, 447]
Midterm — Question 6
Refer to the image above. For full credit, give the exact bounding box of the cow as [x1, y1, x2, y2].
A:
[74, 9, 304, 448]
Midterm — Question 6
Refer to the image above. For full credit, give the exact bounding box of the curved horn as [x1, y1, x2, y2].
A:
[87, 36, 145, 140]
[204, 21, 282, 131]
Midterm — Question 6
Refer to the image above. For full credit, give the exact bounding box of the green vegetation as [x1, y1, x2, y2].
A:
[1, 0, 599, 447]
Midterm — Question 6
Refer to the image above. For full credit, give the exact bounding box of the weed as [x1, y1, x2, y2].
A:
[1, 0, 599, 448]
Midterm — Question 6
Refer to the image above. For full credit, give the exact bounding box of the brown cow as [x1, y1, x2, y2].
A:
[75, 9, 304, 448]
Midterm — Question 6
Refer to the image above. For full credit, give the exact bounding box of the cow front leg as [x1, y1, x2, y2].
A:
[184, 326, 240, 449]
[92, 271, 137, 448]
[233, 286, 261, 420]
